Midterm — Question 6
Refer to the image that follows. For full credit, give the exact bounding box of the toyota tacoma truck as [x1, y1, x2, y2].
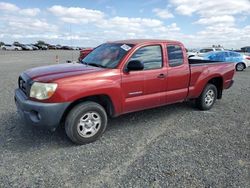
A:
[15, 39, 235, 144]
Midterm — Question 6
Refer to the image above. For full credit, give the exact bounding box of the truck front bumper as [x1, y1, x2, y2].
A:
[14, 89, 70, 131]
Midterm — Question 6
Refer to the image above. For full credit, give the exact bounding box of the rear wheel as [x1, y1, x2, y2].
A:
[236, 63, 245, 71]
[65, 101, 107, 144]
[196, 84, 217, 110]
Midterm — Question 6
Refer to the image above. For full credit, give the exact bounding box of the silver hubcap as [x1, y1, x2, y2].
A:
[77, 112, 101, 138]
[237, 64, 244, 70]
[205, 89, 215, 106]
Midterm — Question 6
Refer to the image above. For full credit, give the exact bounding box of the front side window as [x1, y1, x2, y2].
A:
[82, 43, 134, 68]
[167, 45, 184, 67]
[129, 45, 163, 70]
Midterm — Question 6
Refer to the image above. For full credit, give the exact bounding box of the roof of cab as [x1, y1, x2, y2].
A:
[109, 39, 180, 45]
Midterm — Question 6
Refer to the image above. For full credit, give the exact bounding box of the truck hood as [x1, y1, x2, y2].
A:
[25, 63, 104, 82]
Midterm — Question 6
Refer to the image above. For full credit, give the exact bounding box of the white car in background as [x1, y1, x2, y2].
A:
[190, 50, 250, 71]
[188, 47, 224, 58]
[243, 54, 250, 68]
[187, 49, 198, 58]
[0, 44, 22, 51]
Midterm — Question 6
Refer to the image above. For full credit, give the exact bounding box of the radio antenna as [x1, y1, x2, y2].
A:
[70, 24, 74, 62]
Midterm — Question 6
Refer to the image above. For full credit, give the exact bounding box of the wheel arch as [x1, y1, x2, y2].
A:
[60, 94, 115, 125]
[207, 77, 223, 99]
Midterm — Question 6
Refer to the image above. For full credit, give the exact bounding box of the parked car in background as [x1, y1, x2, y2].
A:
[190, 51, 250, 71]
[187, 47, 224, 58]
[48, 44, 57, 50]
[240, 46, 250, 56]
[56, 45, 62, 49]
[12, 43, 32, 50]
[61, 46, 73, 50]
[28, 44, 39, 50]
[241, 46, 250, 53]
[187, 49, 198, 58]
[0, 44, 22, 51]
[71, 46, 81, 50]
[20, 44, 33, 50]
[196, 47, 224, 57]
[78, 48, 93, 61]
[34, 44, 48, 50]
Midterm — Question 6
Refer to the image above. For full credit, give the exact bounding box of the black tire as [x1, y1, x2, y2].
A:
[65, 101, 107, 144]
[196, 84, 217, 110]
[236, 63, 245, 71]
[2, 47, 6, 50]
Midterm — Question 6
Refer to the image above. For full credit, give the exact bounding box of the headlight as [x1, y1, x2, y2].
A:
[30, 82, 57, 100]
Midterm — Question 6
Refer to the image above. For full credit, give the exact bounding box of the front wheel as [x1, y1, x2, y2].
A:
[65, 101, 108, 144]
[236, 63, 245, 71]
[196, 84, 217, 110]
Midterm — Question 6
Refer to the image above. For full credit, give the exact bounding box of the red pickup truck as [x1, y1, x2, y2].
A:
[15, 39, 235, 144]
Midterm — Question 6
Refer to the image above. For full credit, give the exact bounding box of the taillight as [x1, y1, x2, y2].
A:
[246, 56, 250, 60]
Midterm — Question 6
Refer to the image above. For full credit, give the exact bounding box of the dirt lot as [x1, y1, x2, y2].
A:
[0, 50, 249, 187]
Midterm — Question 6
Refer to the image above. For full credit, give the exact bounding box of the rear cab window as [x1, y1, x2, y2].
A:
[167, 45, 184, 67]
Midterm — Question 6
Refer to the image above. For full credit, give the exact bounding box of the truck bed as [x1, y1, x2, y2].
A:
[188, 59, 226, 65]
[187, 58, 235, 99]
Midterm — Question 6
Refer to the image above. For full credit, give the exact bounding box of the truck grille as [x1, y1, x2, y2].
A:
[18, 76, 28, 95]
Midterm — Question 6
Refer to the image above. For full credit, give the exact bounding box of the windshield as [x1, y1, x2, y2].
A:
[82, 43, 134, 68]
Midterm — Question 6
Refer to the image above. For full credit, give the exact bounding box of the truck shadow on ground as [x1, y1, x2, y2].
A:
[107, 101, 195, 131]
[1, 101, 196, 152]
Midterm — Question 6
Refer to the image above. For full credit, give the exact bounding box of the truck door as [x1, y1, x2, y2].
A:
[121, 45, 167, 113]
[166, 44, 190, 104]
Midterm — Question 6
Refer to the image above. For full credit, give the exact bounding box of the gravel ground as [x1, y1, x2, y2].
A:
[0, 50, 249, 187]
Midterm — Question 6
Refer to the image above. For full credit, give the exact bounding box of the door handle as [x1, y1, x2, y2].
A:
[157, 73, 166, 78]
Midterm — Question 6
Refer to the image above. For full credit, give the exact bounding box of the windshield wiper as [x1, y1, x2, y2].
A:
[87, 63, 106, 68]
[81, 61, 88, 65]
[81, 61, 106, 68]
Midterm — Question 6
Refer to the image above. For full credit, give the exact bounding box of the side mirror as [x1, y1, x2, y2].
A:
[126, 60, 144, 72]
